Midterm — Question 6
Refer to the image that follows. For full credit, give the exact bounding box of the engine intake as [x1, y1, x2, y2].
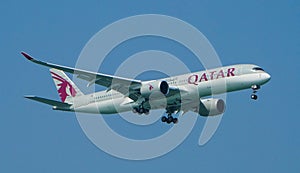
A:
[140, 80, 169, 97]
[198, 98, 225, 116]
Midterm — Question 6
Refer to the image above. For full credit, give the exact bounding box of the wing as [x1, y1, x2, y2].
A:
[22, 52, 186, 104]
[21, 52, 142, 100]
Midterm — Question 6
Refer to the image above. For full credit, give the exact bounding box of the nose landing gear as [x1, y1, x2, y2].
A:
[251, 94, 258, 100]
[251, 84, 260, 100]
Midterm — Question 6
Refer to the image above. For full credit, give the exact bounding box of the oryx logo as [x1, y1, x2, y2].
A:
[149, 84, 154, 91]
[50, 72, 77, 102]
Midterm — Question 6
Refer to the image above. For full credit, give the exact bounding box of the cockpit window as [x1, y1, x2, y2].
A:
[252, 67, 264, 71]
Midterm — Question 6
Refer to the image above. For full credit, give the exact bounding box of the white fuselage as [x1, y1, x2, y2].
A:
[72, 64, 271, 114]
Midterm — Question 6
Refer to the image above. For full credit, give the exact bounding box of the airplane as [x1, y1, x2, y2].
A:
[21, 52, 271, 124]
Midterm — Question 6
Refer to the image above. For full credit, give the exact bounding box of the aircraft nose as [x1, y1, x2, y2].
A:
[262, 72, 271, 82]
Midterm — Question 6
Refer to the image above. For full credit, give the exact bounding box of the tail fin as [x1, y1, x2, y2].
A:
[50, 68, 83, 103]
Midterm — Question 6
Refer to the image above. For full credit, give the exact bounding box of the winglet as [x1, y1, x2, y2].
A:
[21, 52, 34, 60]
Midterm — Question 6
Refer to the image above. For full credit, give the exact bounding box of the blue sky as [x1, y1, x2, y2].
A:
[1, 0, 299, 172]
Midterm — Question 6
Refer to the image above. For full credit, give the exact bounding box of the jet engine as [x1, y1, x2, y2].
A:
[198, 98, 225, 116]
[140, 80, 169, 97]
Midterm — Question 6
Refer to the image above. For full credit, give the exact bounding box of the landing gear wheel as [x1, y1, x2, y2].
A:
[251, 84, 260, 90]
[251, 94, 258, 100]
[140, 108, 144, 113]
[167, 116, 173, 124]
[172, 118, 178, 124]
[161, 116, 167, 122]
[144, 109, 150, 115]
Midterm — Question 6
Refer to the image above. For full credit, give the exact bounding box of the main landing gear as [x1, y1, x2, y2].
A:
[161, 113, 178, 124]
[132, 99, 151, 115]
[251, 84, 260, 100]
[133, 107, 150, 115]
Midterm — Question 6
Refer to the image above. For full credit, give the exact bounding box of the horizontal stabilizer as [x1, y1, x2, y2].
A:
[24, 95, 71, 107]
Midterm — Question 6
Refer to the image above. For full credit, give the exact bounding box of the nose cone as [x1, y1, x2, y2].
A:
[262, 72, 271, 83]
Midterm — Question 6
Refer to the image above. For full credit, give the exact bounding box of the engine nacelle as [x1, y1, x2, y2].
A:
[198, 98, 225, 116]
[140, 80, 169, 97]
